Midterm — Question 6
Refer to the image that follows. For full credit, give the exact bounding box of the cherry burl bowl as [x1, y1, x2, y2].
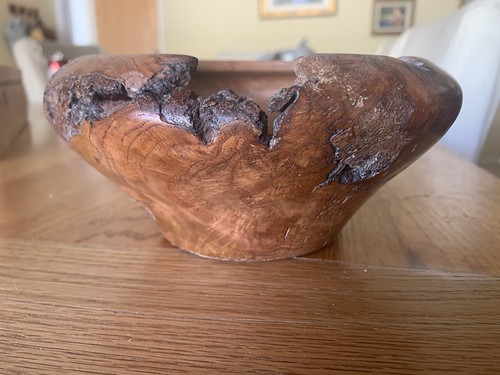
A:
[44, 54, 461, 261]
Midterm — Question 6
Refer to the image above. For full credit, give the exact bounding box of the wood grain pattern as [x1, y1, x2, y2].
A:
[1, 239, 499, 374]
[311, 146, 500, 274]
[43, 54, 462, 260]
[1, 106, 500, 373]
[1, 106, 499, 274]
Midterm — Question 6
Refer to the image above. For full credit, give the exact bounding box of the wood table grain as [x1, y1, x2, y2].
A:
[1, 106, 499, 374]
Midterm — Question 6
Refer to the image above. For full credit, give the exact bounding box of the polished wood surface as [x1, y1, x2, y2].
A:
[43, 55, 461, 260]
[0, 106, 499, 373]
[2, 239, 499, 374]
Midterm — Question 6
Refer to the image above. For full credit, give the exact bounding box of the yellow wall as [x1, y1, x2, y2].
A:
[162, 0, 459, 59]
[0, 0, 56, 66]
[0, 0, 460, 64]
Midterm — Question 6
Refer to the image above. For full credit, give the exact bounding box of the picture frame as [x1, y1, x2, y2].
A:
[372, 0, 415, 35]
[259, 0, 336, 19]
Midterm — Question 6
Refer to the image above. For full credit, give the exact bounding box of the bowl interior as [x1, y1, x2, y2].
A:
[189, 61, 296, 130]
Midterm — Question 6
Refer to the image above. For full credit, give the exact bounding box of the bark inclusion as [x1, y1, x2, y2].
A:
[45, 58, 305, 149]
[43, 56, 422, 186]
[50, 63, 275, 146]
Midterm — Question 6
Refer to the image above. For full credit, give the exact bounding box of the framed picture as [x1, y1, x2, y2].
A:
[259, 0, 336, 19]
[372, 0, 415, 35]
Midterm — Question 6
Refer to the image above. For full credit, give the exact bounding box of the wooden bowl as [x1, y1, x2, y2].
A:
[44, 54, 462, 260]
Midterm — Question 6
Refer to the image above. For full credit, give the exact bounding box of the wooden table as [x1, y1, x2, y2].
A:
[1, 106, 499, 374]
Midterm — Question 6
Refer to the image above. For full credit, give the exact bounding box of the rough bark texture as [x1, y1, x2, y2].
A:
[44, 54, 462, 260]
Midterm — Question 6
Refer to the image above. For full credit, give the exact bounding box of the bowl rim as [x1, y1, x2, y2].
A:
[197, 60, 293, 74]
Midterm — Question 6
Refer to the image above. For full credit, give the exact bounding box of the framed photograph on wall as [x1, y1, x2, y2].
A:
[372, 0, 415, 34]
[259, 0, 336, 19]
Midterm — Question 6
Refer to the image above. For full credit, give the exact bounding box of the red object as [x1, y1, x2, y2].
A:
[48, 58, 67, 78]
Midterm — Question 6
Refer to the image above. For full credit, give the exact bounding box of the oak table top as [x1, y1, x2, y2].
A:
[1, 106, 499, 374]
